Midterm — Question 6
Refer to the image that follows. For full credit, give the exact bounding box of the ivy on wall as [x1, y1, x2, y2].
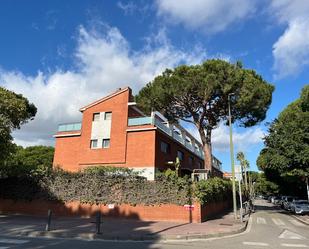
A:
[0, 167, 231, 206]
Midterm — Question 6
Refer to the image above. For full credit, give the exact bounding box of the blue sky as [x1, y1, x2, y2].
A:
[0, 0, 308, 172]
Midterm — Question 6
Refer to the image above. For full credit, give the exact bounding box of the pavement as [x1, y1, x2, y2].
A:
[0, 200, 308, 248]
[0, 209, 248, 241]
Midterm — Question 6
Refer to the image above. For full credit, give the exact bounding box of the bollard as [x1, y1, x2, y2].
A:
[46, 209, 52, 231]
[95, 211, 102, 234]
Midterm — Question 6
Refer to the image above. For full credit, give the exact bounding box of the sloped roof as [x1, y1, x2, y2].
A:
[79, 87, 130, 112]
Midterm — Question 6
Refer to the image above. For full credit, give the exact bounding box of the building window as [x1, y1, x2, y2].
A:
[93, 113, 100, 121]
[90, 139, 98, 148]
[104, 112, 112, 120]
[160, 141, 170, 154]
[189, 156, 194, 165]
[177, 150, 184, 161]
[102, 139, 110, 148]
[198, 161, 203, 169]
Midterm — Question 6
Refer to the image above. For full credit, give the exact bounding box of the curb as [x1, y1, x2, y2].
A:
[292, 215, 309, 226]
[1, 219, 249, 242]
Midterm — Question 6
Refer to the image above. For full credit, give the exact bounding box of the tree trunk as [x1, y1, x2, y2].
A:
[244, 166, 248, 193]
[197, 126, 212, 173]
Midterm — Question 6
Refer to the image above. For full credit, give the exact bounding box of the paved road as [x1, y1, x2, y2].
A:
[0, 200, 308, 249]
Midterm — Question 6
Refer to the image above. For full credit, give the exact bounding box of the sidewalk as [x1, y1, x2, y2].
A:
[0, 212, 248, 241]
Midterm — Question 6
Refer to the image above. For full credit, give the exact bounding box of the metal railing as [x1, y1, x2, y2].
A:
[127, 115, 220, 162]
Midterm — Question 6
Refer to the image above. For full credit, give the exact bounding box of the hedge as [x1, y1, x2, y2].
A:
[0, 167, 232, 206]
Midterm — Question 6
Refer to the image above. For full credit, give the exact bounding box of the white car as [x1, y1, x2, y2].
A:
[290, 200, 309, 215]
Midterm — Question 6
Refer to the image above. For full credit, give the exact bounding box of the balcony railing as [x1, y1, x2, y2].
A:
[58, 122, 82, 132]
[128, 115, 205, 160]
[128, 117, 152, 126]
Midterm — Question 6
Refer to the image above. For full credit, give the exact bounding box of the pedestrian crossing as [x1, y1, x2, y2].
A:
[255, 216, 306, 227]
[0, 238, 29, 248]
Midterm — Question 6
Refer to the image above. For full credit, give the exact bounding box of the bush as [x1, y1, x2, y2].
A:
[194, 177, 232, 205]
[0, 166, 232, 206]
[82, 165, 138, 177]
[0, 167, 192, 205]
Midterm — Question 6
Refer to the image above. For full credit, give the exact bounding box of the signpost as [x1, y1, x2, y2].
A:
[235, 165, 243, 222]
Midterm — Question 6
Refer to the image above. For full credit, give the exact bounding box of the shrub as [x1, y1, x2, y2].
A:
[82, 165, 137, 176]
[0, 166, 232, 206]
[194, 177, 232, 205]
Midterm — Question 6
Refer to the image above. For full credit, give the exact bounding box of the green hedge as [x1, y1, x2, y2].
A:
[194, 177, 232, 205]
[0, 167, 232, 206]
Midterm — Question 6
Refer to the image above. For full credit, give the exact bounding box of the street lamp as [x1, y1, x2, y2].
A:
[228, 93, 237, 220]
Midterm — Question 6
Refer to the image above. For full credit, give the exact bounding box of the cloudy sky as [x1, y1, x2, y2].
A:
[0, 0, 308, 172]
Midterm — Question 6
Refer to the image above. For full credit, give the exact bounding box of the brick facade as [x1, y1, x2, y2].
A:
[0, 199, 231, 223]
[53, 87, 222, 179]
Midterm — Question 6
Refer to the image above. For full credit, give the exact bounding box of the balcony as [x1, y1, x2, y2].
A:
[127, 117, 152, 126]
[58, 122, 82, 132]
[128, 114, 204, 160]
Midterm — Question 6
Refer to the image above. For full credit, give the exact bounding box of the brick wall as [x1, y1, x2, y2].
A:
[155, 130, 204, 173]
[0, 199, 231, 223]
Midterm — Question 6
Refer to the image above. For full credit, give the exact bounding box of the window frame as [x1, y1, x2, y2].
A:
[93, 113, 100, 122]
[90, 139, 98, 149]
[160, 141, 171, 154]
[102, 138, 110, 148]
[177, 150, 184, 161]
[104, 112, 112, 120]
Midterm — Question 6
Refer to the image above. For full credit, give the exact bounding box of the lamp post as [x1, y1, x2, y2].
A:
[228, 93, 237, 220]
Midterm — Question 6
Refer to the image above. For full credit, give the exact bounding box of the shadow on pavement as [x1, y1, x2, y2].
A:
[0, 176, 160, 249]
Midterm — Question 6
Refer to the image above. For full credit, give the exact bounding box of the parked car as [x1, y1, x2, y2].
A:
[280, 196, 291, 208]
[283, 196, 298, 211]
[272, 196, 280, 204]
[267, 196, 274, 203]
[290, 200, 309, 215]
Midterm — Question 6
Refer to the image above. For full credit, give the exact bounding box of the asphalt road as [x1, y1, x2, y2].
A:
[0, 200, 308, 249]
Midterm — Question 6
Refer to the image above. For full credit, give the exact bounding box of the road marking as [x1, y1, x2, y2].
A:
[281, 243, 309, 248]
[279, 230, 305, 240]
[257, 217, 266, 224]
[243, 242, 269, 246]
[272, 218, 285, 226]
[0, 238, 29, 244]
[289, 219, 306, 227]
[0, 247, 9, 249]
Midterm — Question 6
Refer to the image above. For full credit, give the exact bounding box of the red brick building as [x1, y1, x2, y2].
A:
[53, 87, 222, 180]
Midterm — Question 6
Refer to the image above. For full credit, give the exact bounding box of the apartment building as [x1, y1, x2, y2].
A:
[53, 87, 222, 180]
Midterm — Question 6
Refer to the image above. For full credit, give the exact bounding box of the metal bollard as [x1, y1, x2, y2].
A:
[46, 209, 52, 231]
[95, 211, 102, 234]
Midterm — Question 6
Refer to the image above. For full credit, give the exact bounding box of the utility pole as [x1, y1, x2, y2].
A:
[228, 93, 237, 220]
[306, 176, 309, 201]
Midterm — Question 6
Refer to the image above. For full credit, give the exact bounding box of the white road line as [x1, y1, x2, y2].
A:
[0, 247, 9, 249]
[272, 218, 285, 226]
[0, 238, 29, 244]
[289, 219, 306, 227]
[279, 229, 305, 240]
[257, 217, 266, 224]
[281, 243, 309, 248]
[243, 242, 269, 246]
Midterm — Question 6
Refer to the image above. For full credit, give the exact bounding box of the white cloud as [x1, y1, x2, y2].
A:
[184, 122, 264, 153]
[212, 125, 264, 152]
[0, 25, 208, 147]
[156, 0, 256, 34]
[270, 0, 309, 78]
